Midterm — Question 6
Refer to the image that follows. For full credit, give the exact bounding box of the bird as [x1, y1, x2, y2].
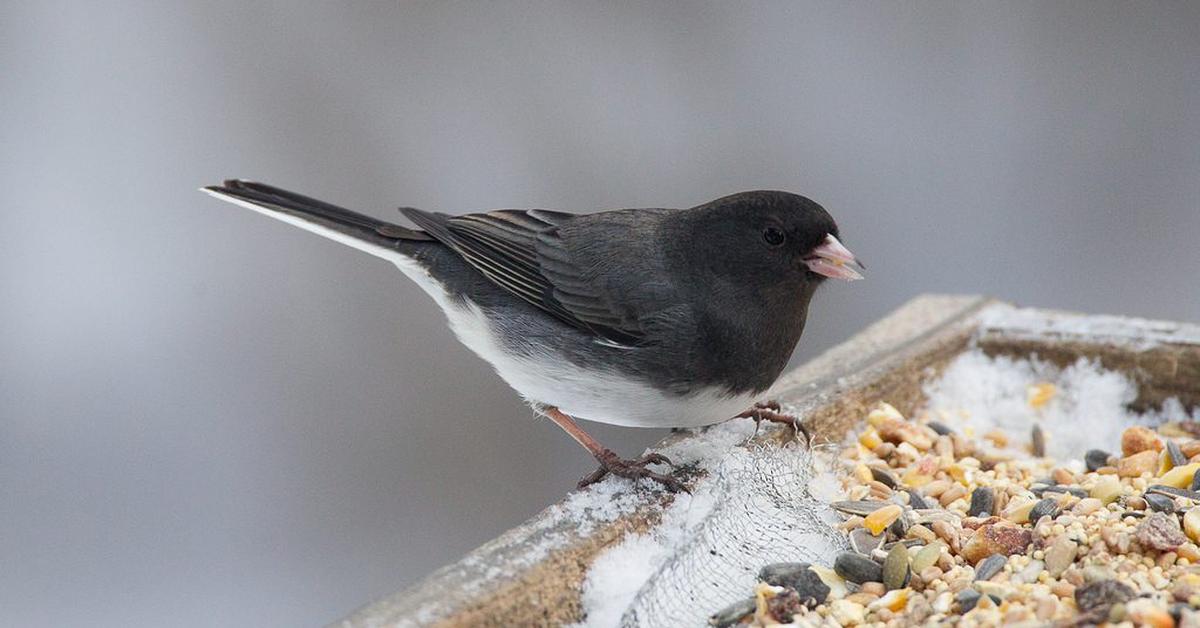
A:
[202, 181, 863, 491]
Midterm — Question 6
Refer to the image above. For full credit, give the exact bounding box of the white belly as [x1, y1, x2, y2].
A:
[392, 258, 756, 428]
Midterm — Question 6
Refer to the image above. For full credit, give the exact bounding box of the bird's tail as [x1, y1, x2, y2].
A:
[201, 180, 432, 262]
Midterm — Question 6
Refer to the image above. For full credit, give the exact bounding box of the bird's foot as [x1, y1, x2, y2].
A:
[578, 449, 687, 493]
[737, 400, 811, 445]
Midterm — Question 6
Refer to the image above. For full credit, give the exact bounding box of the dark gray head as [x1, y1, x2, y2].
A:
[675, 190, 863, 289]
[658, 190, 863, 393]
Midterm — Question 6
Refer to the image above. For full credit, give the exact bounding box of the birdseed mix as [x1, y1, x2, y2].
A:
[710, 392, 1200, 627]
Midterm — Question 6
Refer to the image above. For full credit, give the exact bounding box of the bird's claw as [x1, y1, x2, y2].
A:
[737, 400, 811, 445]
[578, 449, 687, 493]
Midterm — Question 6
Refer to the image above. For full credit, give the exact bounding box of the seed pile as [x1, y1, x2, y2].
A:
[709, 393, 1200, 627]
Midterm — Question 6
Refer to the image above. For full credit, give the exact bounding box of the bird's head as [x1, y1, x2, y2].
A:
[679, 190, 863, 289]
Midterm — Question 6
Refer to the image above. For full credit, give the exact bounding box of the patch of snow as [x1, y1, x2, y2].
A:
[572, 482, 722, 628]
[923, 349, 1198, 460]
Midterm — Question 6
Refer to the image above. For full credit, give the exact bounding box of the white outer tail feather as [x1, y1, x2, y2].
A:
[201, 187, 407, 264]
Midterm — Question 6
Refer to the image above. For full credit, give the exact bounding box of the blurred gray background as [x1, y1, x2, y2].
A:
[2, 1, 1198, 626]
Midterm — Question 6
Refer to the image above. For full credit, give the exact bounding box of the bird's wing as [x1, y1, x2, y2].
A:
[399, 207, 678, 345]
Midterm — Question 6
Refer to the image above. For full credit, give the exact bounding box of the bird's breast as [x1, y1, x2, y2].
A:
[436, 298, 757, 428]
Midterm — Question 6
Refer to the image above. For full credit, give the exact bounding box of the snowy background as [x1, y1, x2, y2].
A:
[2, 2, 1199, 626]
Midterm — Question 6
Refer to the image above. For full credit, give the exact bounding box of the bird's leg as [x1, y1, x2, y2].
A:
[735, 400, 811, 445]
[542, 407, 686, 493]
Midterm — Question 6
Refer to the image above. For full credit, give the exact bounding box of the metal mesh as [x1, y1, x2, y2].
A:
[620, 444, 847, 627]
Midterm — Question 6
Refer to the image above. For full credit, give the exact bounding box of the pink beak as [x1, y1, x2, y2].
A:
[804, 234, 864, 281]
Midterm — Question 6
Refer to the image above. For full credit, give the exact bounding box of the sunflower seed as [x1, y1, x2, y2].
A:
[850, 527, 885, 555]
[888, 512, 911, 539]
[1147, 485, 1200, 501]
[1032, 424, 1045, 457]
[834, 551, 883, 584]
[833, 500, 892, 517]
[791, 571, 831, 608]
[1029, 498, 1060, 522]
[1145, 493, 1176, 513]
[906, 489, 931, 510]
[1168, 440, 1187, 467]
[1085, 449, 1112, 472]
[870, 467, 899, 489]
[881, 538, 924, 550]
[928, 421, 954, 436]
[968, 487, 995, 517]
[758, 562, 809, 586]
[1075, 580, 1134, 616]
[758, 563, 829, 608]
[1032, 485, 1089, 499]
[974, 553, 1007, 581]
[708, 597, 756, 628]
[956, 589, 999, 613]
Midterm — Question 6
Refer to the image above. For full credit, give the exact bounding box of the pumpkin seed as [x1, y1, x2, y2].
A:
[882, 543, 911, 591]
[911, 542, 943, 573]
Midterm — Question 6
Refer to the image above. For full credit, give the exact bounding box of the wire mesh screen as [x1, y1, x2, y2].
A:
[620, 444, 847, 627]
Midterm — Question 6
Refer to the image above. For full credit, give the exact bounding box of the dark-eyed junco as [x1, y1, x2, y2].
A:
[203, 181, 862, 491]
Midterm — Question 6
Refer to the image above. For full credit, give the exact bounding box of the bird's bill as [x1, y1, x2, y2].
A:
[804, 234, 865, 281]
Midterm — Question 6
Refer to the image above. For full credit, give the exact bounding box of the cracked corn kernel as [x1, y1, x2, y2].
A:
[858, 428, 883, 450]
[947, 463, 971, 484]
[1159, 463, 1200, 488]
[1185, 508, 1200, 544]
[1002, 498, 1037, 523]
[1091, 476, 1122, 504]
[984, 430, 1008, 448]
[867, 402, 904, 427]
[869, 588, 908, 612]
[1158, 448, 1175, 476]
[864, 504, 904, 535]
[1027, 382, 1056, 409]
[901, 468, 933, 488]
[853, 464, 873, 484]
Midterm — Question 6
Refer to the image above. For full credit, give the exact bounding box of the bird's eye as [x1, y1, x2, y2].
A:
[762, 226, 786, 247]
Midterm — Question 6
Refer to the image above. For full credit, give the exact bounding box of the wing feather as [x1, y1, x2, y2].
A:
[397, 206, 652, 345]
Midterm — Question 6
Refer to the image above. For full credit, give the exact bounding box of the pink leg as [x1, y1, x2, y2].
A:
[543, 407, 686, 492]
